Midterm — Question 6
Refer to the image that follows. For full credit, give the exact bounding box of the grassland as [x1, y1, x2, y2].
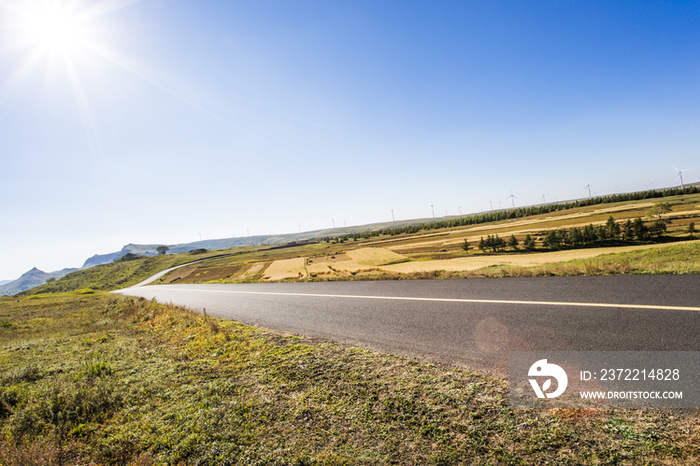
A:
[1, 293, 698, 465]
[145, 193, 700, 285]
[17, 193, 699, 295]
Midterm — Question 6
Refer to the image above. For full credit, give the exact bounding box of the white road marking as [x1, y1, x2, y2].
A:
[127, 287, 700, 312]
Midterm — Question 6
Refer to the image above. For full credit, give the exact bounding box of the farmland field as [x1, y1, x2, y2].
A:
[263, 257, 306, 280]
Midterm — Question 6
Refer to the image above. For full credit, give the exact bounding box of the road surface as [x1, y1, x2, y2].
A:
[115, 275, 700, 374]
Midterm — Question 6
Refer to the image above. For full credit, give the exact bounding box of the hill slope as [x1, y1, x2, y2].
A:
[0, 267, 78, 296]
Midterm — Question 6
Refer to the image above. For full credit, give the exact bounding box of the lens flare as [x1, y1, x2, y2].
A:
[20, 2, 90, 55]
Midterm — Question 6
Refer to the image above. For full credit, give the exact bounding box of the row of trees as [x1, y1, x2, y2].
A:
[468, 213, 696, 254]
[540, 217, 649, 250]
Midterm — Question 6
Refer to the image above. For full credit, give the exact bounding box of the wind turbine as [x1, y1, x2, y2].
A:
[541, 193, 547, 204]
[673, 166, 688, 188]
[583, 184, 591, 198]
[507, 191, 517, 208]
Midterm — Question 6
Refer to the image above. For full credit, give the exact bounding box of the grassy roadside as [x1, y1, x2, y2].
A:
[1, 293, 698, 465]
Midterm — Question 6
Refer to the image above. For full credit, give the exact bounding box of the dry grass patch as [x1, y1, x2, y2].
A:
[330, 259, 366, 274]
[263, 258, 307, 280]
[346, 247, 407, 266]
[306, 262, 334, 276]
[242, 262, 266, 279]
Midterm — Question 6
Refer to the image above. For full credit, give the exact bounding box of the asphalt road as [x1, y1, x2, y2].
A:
[114, 275, 700, 374]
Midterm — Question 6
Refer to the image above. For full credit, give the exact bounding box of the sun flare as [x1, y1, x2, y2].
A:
[22, 3, 90, 54]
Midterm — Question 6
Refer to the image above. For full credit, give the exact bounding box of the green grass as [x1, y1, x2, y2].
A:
[1, 294, 698, 465]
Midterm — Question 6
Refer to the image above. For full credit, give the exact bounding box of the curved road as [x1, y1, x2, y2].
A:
[115, 275, 700, 374]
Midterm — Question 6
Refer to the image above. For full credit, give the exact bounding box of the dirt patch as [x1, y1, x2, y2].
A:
[306, 262, 335, 276]
[163, 265, 250, 284]
[160, 266, 197, 284]
[307, 253, 348, 264]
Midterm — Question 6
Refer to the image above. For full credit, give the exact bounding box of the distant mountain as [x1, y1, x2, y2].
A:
[0, 267, 79, 296]
[0, 280, 11, 287]
[82, 243, 158, 268]
[80, 218, 438, 269]
[81, 237, 281, 269]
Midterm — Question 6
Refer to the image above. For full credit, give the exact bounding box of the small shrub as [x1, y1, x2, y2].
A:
[2, 363, 42, 384]
[118, 253, 145, 262]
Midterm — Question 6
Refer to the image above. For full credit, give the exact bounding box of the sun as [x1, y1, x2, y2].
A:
[21, 2, 91, 55]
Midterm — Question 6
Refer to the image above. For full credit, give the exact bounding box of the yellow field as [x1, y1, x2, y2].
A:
[379, 241, 698, 274]
[244, 262, 266, 277]
[263, 258, 307, 280]
[386, 205, 700, 253]
[346, 248, 407, 266]
[331, 260, 365, 273]
[306, 262, 334, 275]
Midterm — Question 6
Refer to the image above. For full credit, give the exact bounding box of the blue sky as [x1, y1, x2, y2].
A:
[1, 0, 698, 279]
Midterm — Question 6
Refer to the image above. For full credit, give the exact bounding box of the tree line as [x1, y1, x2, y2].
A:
[473, 211, 694, 254]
